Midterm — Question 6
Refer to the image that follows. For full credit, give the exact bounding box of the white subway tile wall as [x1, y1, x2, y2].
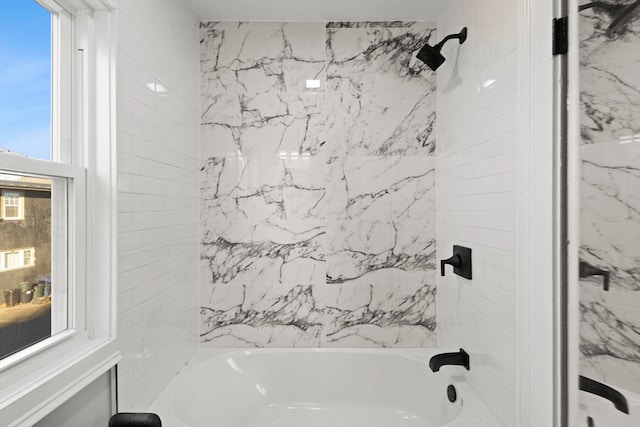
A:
[436, 1, 518, 426]
[115, 0, 200, 410]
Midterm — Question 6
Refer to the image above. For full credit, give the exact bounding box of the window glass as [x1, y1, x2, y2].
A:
[0, 0, 52, 160]
[0, 0, 78, 364]
[23, 249, 33, 266]
[5, 252, 20, 269]
[0, 172, 61, 359]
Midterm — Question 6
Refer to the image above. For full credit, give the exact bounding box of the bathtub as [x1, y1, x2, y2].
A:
[147, 348, 501, 427]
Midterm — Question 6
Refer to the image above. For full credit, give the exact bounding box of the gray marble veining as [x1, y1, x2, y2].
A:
[579, 1, 640, 394]
[200, 21, 438, 347]
[579, 3, 640, 146]
[579, 142, 640, 393]
[325, 27, 436, 156]
[326, 22, 433, 29]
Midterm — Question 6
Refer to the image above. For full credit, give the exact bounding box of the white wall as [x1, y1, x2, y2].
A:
[114, 0, 200, 410]
[436, 1, 518, 425]
[33, 372, 113, 427]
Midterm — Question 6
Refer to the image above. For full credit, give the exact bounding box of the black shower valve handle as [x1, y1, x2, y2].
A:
[440, 254, 463, 276]
[440, 245, 473, 279]
[601, 270, 610, 291]
[579, 261, 610, 291]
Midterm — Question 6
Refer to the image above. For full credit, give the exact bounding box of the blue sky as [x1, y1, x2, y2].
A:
[0, 0, 51, 160]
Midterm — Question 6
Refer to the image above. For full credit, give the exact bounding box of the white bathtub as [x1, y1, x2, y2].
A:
[147, 348, 501, 427]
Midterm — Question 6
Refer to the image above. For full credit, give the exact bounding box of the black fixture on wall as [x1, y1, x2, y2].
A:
[416, 27, 468, 71]
[429, 349, 470, 372]
[109, 413, 162, 427]
[579, 260, 610, 291]
[440, 245, 472, 280]
[579, 375, 629, 414]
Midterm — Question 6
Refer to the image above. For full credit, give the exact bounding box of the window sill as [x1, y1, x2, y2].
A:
[0, 338, 121, 427]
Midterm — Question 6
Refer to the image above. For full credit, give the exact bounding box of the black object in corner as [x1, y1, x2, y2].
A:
[429, 349, 470, 372]
[109, 413, 162, 427]
[440, 246, 472, 279]
[579, 375, 629, 414]
[553, 17, 569, 55]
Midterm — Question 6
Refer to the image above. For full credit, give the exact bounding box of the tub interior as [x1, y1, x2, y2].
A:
[149, 349, 492, 427]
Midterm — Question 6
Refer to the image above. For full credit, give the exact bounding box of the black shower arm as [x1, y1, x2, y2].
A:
[579, 1, 620, 12]
[434, 30, 467, 50]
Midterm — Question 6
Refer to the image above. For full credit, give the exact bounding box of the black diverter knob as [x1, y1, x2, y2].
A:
[440, 245, 472, 279]
[579, 261, 610, 291]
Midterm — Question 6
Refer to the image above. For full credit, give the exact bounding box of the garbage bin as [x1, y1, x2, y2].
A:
[4, 289, 21, 307]
[21, 290, 33, 304]
[33, 284, 45, 299]
[19, 282, 34, 304]
[43, 277, 52, 296]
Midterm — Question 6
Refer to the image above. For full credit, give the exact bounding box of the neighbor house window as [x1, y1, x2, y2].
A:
[23, 248, 33, 266]
[0, 248, 36, 271]
[1, 191, 24, 220]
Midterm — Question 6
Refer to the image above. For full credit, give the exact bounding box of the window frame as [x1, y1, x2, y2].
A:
[0, 247, 36, 272]
[0, 191, 25, 220]
[0, 1, 119, 425]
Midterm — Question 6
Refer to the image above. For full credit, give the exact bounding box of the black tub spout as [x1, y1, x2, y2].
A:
[579, 375, 629, 414]
[429, 349, 470, 372]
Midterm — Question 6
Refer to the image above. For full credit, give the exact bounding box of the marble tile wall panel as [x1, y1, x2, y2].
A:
[200, 282, 436, 347]
[325, 26, 436, 156]
[579, 3, 640, 146]
[579, 141, 640, 394]
[201, 283, 324, 347]
[317, 282, 437, 347]
[200, 21, 437, 347]
[579, 1, 640, 395]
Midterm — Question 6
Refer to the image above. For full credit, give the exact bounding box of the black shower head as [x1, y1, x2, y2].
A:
[416, 27, 468, 71]
[416, 45, 446, 71]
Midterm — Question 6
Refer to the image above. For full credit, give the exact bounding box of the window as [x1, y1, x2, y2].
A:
[1, 0, 117, 424]
[1, 191, 24, 220]
[0, 248, 36, 272]
[0, 0, 68, 361]
[23, 248, 33, 266]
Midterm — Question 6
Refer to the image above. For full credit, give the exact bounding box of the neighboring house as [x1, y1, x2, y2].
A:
[0, 176, 51, 294]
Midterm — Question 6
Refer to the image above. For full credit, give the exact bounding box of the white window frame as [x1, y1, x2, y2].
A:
[0, 191, 25, 220]
[0, 1, 119, 426]
[0, 248, 36, 272]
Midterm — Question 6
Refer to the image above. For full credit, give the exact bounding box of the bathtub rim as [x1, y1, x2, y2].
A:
[146, 347, 504, 427]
